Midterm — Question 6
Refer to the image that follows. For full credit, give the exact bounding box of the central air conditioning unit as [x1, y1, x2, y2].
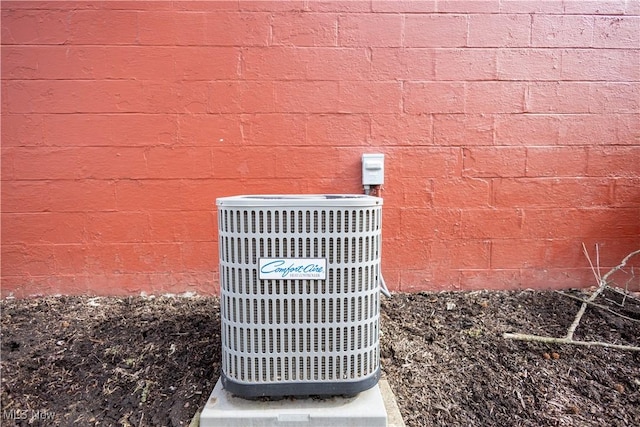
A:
[216, 195, 384, 398]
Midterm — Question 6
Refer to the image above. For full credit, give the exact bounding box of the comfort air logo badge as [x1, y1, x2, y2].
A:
[259, 259, 327, 280]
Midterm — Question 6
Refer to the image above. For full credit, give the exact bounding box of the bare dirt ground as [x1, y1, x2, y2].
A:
[1, 289, 639, 426]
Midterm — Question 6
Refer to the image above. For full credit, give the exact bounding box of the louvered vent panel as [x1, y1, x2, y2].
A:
[217, 195, 383, 398]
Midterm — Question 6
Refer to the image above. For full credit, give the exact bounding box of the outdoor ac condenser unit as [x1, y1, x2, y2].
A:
[216, 195, 383, 398]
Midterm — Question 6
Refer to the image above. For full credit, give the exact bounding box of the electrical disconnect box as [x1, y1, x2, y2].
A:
[362, 154, 384, 186]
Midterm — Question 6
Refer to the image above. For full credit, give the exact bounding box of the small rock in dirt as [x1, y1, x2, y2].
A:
[446, 302, 456, 311]
[614, 383, 625, 393]
[566, 405, 580, 414]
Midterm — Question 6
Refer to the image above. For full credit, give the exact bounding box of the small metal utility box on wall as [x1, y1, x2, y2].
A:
[216, 195, 383, 398]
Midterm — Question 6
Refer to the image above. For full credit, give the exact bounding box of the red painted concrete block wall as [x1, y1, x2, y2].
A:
[2, 0, 639, 297]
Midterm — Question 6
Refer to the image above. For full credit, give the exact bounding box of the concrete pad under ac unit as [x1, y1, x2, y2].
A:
[198, 377, 402, 427]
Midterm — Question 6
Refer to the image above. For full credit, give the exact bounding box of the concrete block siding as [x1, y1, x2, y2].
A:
[1, 1, 638, 296]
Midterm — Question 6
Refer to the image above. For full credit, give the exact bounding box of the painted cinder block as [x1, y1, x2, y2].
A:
[138, 11, 207, 45]
[400, 208, 463, 240]
[399, 146, 462, 178]
[492, 178, 612, 208]
[238, 113, 306, 146]
[339, 13, 403, 47]
[594, 16, 640, 48]
[465, 81, 527, 114]
[274, 80, 339, 113]
[87, 212, 152, 244]
[239, 1, 306, 12]
[1, 1, 638, 296]
[177, 114, 242, 146]
[2, 180, 117, 213]
[307, 113, 370, 145]
[384, 238, 432, 270]
[370, 113, 433, 145]
[307, 0, 371, 13]
[525, 146, 588, 177]
[242, 47, 371, 80]
[434, 48, 498, 81]
[1, 9, 69, 44]
[0, 114, 45, 147]
[372, 0, 436, 13]
[468, 14, 531, 47]
[338, 81, 403, 113]
[430, 239, 491, 269]
[557, 114, 619, 145]
[209, 81, 276, 113]
[612, 178, 640, 207]
[561, 49, 640, 82]
[460, 208, 524, 239]
[3, 80, 211, 114]
[272, 12, 338, 46]
[148, 211, 215, 243]
[203, 12, 272, 46]
[181, 242, 218, 271]
[438, 0, 499, 13]
[587, 146, 640, 177]
[3, 147, 149, 180]
[563, 0, 627, 15]
[520, 208, 640, 239]
[211, 145, 277, 178]
[67, 10, 138, 44]
[114, 180, 218, 212]
[2, 212, 87, 244]
[497, 49, 562, 81]
[42, 114, 177, 147]
[589, 83, 640, 113]
[462, 146, 527, 178]
[304, 47, 372, 80]
[1, 244, 56, 276]
[144, 146, 214, 179]
[532, 15, 595, 48]
[499, 0, 564, 14]
[404, 14, 468, 47]
[371, 48, 435, 81]
[490, 239, 547, 269]
[433, 114, 494, 146]
[404, 82, 465, 114]
[495, 114, 560, 145]
[543, 238, 640, 269]
[432, 178, 491, 208]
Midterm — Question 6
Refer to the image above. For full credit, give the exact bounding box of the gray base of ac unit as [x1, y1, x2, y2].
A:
[221, 367, 381, 399]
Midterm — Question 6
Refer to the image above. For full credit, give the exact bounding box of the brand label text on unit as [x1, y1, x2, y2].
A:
[259, 259, 327, 280]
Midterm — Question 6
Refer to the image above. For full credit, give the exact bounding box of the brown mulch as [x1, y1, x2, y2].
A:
[1, 289, 639, 426]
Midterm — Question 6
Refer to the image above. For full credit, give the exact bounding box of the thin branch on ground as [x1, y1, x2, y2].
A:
[504, 245, 640, 352]
[502, 333, 640, 352]
[554, 290, 640, 324]
[605, 278, 640, 307]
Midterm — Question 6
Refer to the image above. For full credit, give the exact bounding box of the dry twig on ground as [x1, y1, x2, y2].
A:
[504, 245, 640, 352]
